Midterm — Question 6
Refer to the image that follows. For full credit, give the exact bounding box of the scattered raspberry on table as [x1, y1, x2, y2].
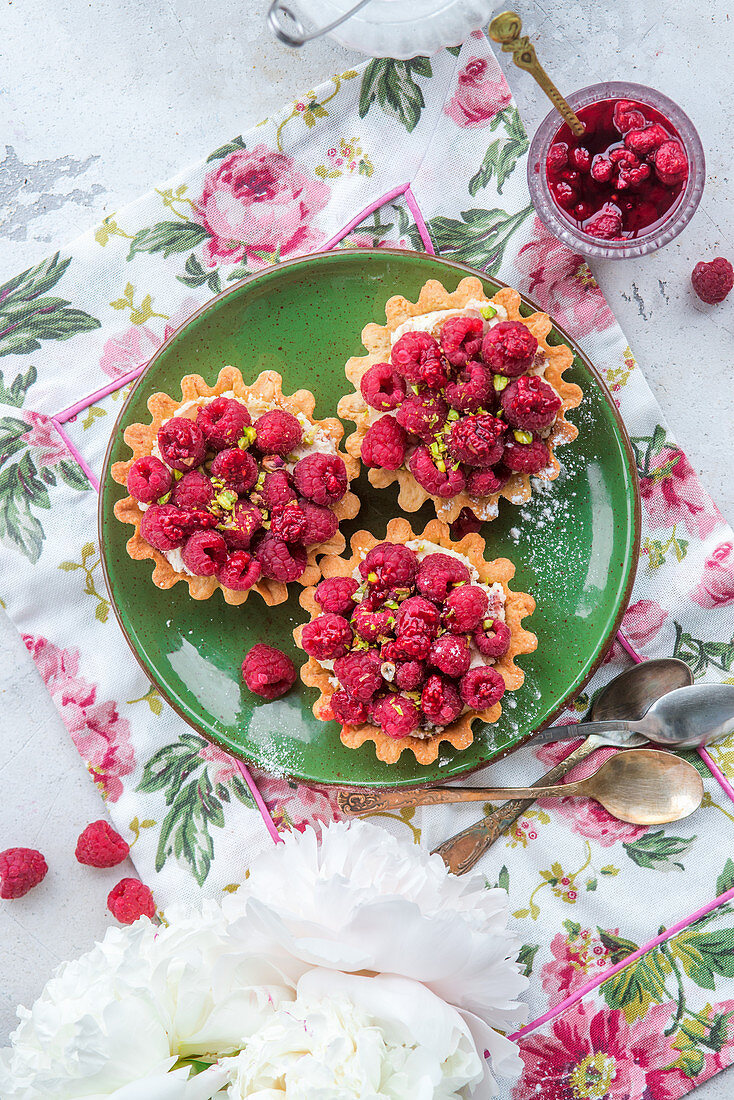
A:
[107, 878, 156, 924]
[75, 820, 130, 868]
[691, 257, 734, 304]
[0, 847, 48, 899]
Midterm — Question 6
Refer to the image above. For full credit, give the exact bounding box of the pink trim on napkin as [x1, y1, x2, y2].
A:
[235, 760, 282, 845]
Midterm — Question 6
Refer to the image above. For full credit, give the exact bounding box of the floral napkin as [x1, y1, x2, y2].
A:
[2, 30, 734, 1100]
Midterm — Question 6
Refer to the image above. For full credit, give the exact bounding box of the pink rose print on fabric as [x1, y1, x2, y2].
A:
[640, 444, 720, 539]
[24, 634, 134, 802]
[100, 299, 200, 380]
[690, 542, 734, 609]
[541, 927, 617, 1006]
[444, 56, 512, 128]
[257, 773, 340, 834]
[21, 412, 67, 467]
[622, 599, 668, 648]
[198, 743, 238, 785]
[194, 145, 329, 269]
[515, 216, 616, 338]
[513, 1001, 678, 1100]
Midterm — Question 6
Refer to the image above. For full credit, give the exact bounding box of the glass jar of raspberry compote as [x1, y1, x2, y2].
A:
[527, 82, 705, 259]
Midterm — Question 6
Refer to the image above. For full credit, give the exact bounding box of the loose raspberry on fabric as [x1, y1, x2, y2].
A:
[127, 456, 172, 504]
[416, 553, 470, 601]
[293, 453, 347, 505]
[256, 535, 307, 581]
[352, 603, 394, 643]
[360, 542, 419, 590]
[217, 550, 262, 591]
[157, 417, 207, 472]
[172, 470, 215, 511]
[394, 659, 426, 691]
[254, 409, 302, 455]
[396, 392, 448, 442]
[474, 618, 511, 658]
[440, 315, 484, 367]
[300, 501, 339, 546]
[691, 257, 734, 304]
[181, 530, 228, 576]
[460, 666, 506, 709]
[503, 437, 551, 474]
[654, 140, 688, 185]
[314, 576, 359, 616]
[421, 674, 463, 726]
[443, 584, 488, 633]
[242, 643, 296, 698]
[196, 397, 251, 450]
[613, 100, 646, 133]
[395, 595, 441, 636]
[259, 469, 297, 512]
[0, 848, 48, 899]
[221, 501, 263, 550]
[301, 613, 353, 660]
[409, 447, 467, 498]
[334, 650, 383, 701]
[107, 878, 156, 925]
[390, 330, 447, 389]
[501, 375, 562, 432]
[270, 502, 308, 545]
[361, 416, 409, 469]
[210, 447, 258, 494]
[371, 693, 420, 738]
[624, 123, 668, 157]
[330, 690, 368, 727]
[75, 821, 129, 868]
[450, 508, 483, 540]
[444, 361, 494, 414]
[360, 362, 406, 410]
[430, 634, 471, 677]
[467, 465, 511, 497]
[481, 321, 538, 377]
[449, 414, 506, 467]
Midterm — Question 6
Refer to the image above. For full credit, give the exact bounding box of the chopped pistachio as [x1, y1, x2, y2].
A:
[394, 705, 404, 717]
[493, 375, 509, 393]
[384, 599, 399, 610]
[480, 304, 497, 320]
[261, 519, 271, 530]
[255, 471, 266, 491]
[447, 409, 460, 421]
[367, 572, 378, 583]
[436, 459, 446, 473]
[211, 476, 225, 490]
[238, 426, 257, 449]
[173, 469, 184, 481]
[410, 384, 420, 395]
[483, 618, 495, 631]
[216, 489, 238, 510]
[157, 491, 171, 505]
[513, 429, 533, 444]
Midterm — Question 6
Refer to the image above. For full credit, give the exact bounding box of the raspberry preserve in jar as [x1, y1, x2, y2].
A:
[527, 82, 705, 259]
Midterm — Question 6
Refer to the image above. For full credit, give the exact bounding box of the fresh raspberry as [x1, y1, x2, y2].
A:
[334, 650, 383, 700]
[221, 501, 263, 550]
[330, 690, 368, 726]
[449, 414, 505, 468]
[691, 257, 734, 304]
[299, 501, 339, 546]
[256, 535, 307, 581]
[393, 659, 426, 691]
[481, 321, 538, 377]
[141, 504, 198, 552]
[301, 613, 353, 660]
[654, 140, 688, 185]
[396, 392, 448, 442]
[409, 447, 466, 498]
[467, 465, 511, 497]
[624, 123, 668, 157]
[392, 628, 433, 661]
[270, 502, 308, 544]
[391, 330, 447, 389]
[569, 146, 591, 172]
[547, 142, 568, 173]
[217, 550, 262, 591]
[613, 100, 646, 133]
[293, 453, 347, 505]
[474, 618, 511, 658]
[450, 508, 483, 539]
[440, 315, 484, 367]
[444, 361, 494, 413]
[171, 470, 215, 511]
[430, 634, 471, 677]
[371, 693, 420, 738]
[157, 417, 207, 472]
[181, 530, 228, 576]
[584, 207, 623, 240]
[242, 643, 296, 698]
[107, 878, 156, 925]
[554, 182, 578, 210]
[503, 437, 551, 474]
[361, 416, 409, 469]
[314, 576, 359, 616]
[395, 594, 440, 635]
[460, 666, 506, 709]
[259, 469, 297, 512]
[0, 848, 47, 899]
[197, 397, 251, 450]
[617, 162, 651, 190]
[443, 584, 488, 633]
[416, 553, 470, 601]
[590, 155, 613, 184]
[421, 674, 463, 726]
[211, 447, 258, 494]
[360, 542, 419, 590]
[351, 602, 393, 642]
[360, 362, 406, 411]
[75, 821, 129, 868]
[254, 409, 302, 455]
[127, 456, 172, 504]
[501, 375, 562, 431]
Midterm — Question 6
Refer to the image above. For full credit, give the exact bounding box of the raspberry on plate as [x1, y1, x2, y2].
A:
[127, 455, 172, 504]
[416, 552, 470, 600]
[466, 465, 511, 497]
[157, 417, 207, 471]
[352, 603, 394, 643]
[301, 613, 353, 660]
[503, 437, 551, 475]
[421, 674, 463, 725]
[409, 447, 466, 498]
[330, 690, 368, 726]
[444, 360, 494, 413]
[481, 321, 538, 376]
[394, 659, 426, 691]
[254, 409, 302, 455]
[256, 535, 307, 581]
[391, 330, 447, 389]
[107, 878, 156, 925]
[501, 375, 562, 432]
[439, 314, 484, 366]
[360, 542, 419, 590]
[242, 643, 297, 699]
[449, 414, 505, 467]
[460, 666, 506, 709]
[474, 618, 511, 658]
[691, 257, 734, 304]
[222, 501, 263, 549]
[314, 576, 360, 616]
[0, 847, 48, 899]
[333, 650, 383, 700]
[371, 693, 420, 738]
[443, 584, 488, 633]
[196, 397, 251, 450]
[210, 447, 258, 494]
[172, 470, 215, 511]
[76, 821, 130, 868]
[360, 362, 406, 410]
[395, 595, 440, 636]
[396, 392, 448, 441]
[270, 502, 308, 545]
[217, 550, 262, 591]
[300, 501, 339, 546]
[293, 453, 347, 505]
[259, 468, 297, 512]
[140, 504, 192, 552]
[430, 633, 471, 677]
[361, 416, 408, 469]
[181, 530, 228, 576]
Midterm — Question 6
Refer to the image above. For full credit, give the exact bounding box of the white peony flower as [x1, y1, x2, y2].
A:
[224, 969, 484, 1100]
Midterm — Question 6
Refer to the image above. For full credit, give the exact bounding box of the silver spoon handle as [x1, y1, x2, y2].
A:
[268, 0, 373, 46]
[536, 717, 636, 743]
[339, 775, 592, 814]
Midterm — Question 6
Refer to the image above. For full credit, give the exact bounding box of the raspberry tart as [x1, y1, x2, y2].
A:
[338, 276, 582, 525]
[112, 367, 360, 605]
[294, 517, 536, 765]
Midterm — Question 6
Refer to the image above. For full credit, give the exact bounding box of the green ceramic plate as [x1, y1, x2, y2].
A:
[100, 249, 640, 788]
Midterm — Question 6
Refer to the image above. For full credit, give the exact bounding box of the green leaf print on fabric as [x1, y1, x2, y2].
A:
[127, 221, 211, 262]
[359, 58, 433, 134]
[0, 365, 37, 407]
[207, 136, 246, 163]
[623, 830, 696, 871]
[468, 106, 529, 197]
[177, 254, 223, 295]
[137, 732, 254, 885]
[717, 858, 734, 895]
[0, 418, 49, 562]
[412, 204, 533, 275]
[673, 621, 734, 677]
[0, 253, 101, 358]
[58, 541, 110, 623]
[517, 942, 540, 977]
